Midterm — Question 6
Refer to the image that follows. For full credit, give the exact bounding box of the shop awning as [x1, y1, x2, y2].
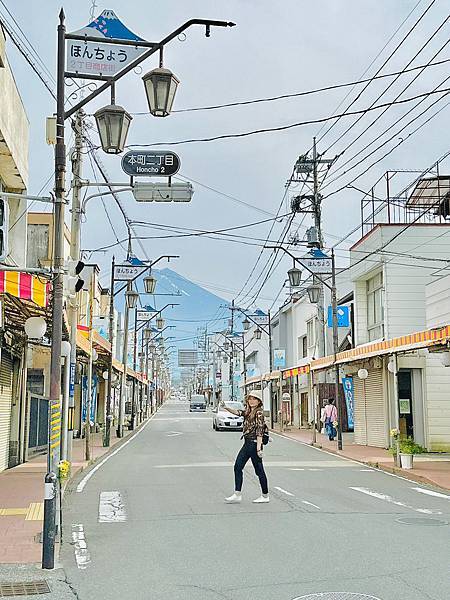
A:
[310, 324, 450, 371]
[0, 270, 50, 307]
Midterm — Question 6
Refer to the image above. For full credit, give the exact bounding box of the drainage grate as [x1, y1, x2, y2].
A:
[293, 594, 382, 600]
[0, 581, 50, 597]
[396, 516, 448, 526]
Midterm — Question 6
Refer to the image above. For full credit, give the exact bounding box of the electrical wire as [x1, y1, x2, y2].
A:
[125, 86, 450, 148]
[316, 0, 437, 147]
[324, 12, 450, 154]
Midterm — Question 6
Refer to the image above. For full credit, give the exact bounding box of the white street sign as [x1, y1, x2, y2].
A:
[137, 310, 155, 321]
[114, 264, 146, 281]
[66, 40, 145, 77]
[298, 256, 332, 274]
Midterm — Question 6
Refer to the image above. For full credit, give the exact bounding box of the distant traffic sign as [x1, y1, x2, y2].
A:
[121, 151, 180, 177]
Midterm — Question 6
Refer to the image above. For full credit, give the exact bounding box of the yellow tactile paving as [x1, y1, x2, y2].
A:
[0, 502, 44, 520]
[0, 508, 28, 516]
[25, 502, 44, 521]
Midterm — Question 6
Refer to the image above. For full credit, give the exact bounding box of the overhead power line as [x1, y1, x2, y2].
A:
[126, 86, 450, 147]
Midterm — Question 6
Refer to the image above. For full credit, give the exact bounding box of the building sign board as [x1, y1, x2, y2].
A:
[121, 151, 180, 177]
[178, 350, 198, 367]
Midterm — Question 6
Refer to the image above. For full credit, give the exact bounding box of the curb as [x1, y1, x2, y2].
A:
[272, 429, 450, 493]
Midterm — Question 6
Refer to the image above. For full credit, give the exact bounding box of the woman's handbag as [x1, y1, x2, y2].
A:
[262, 424, 270, 445]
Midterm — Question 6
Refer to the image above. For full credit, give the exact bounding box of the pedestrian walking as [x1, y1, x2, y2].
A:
[320, 399, 327, 434]
[324, 398, 338, 441]
[221, 390, 269, 504]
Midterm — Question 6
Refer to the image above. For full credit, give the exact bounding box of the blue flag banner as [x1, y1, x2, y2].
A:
[341, 377, 354, 430]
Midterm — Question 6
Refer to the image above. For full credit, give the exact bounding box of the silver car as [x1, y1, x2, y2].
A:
[213, 401, 244, 431]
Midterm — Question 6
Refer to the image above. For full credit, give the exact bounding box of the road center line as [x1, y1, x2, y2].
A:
[412, 487, 450, 500]
[301, 500, 321, 510]
[350, 487, 442, 515]
[274, 486, 295, 497]
[98, 491, 127, 523]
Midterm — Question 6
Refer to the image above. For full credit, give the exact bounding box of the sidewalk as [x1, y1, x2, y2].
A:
[0, 424, 142, 564]
[274, 427, 450, 491]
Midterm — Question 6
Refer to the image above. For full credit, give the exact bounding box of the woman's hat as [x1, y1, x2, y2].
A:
[248, 390, 262, 402]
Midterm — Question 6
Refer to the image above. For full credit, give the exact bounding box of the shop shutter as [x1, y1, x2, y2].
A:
[353, 369, 387, 448]
[0, 353, 13, 472]
[365, 369, 387, 447]
[353, 377, 368, 445]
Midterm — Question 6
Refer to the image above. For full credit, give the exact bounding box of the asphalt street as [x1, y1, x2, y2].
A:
[61, 402, 450, 600]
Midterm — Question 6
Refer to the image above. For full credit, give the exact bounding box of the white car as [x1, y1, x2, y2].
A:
[213, 402, 244, 431]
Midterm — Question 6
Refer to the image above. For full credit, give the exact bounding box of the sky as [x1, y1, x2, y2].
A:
[3, 0, 450, 315]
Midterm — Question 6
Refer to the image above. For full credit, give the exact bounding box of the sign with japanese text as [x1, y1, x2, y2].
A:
[114, 263, 146, 281]
[137, 310, 155, 321]
[66, 10, 146, 77]
[121, 151, 181, 177]
[298, 248, 332, 274]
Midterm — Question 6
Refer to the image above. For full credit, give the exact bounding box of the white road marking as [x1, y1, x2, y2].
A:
[350, 487, 442, 515]
[154, 460, 354, 469]
[274, 486, 295, 497]
[308, 468, 322, 471]
[412, 487, 450, 500]
[152, 417, 210, 421]
[359, 469, 375, 472]
[290, 468, 305, 471]
[71, 524, 91, 569]
[77, 414, 155, 493]
[167, 431, 183, 437]
[98, 491, 127, 523]
[301, 500, 321, 510]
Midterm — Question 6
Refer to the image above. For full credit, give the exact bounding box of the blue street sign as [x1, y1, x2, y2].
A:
[327, 305, 350, 328]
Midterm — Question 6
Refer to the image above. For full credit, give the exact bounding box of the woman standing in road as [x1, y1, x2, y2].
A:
[221, 390, 269, 504]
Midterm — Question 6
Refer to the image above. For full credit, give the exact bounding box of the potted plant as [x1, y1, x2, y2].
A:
[398, 438, 426, 469]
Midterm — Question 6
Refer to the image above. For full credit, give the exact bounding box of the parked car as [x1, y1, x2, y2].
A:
[190, 394, 207, 412]
[212, 402, 244, 431]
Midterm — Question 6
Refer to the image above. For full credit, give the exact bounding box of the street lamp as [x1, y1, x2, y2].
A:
[94, 104, 133, 154]
[144, 327, 152, 341]
[254, 328, 262, 340]
[307, 284, 321, 304]
[24, 316, 47, 340]
[223, 340, 230, 350]
[144, 274, 157, 295]
[126, 288, 139, 309]
[142, 67, 180, 117]
[288, 266, 302, 288]
[243, 317, 250, 331]
[156, 317, 165, 330]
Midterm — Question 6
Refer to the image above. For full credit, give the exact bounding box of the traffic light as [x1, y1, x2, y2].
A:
[63, 260, 85, 297]
[0, 197, 9, 263]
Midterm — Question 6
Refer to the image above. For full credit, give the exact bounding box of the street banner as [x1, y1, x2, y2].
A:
[273, 349, 286, 369]
[341, 377, 354, 430]
[66, 10, 146, 77]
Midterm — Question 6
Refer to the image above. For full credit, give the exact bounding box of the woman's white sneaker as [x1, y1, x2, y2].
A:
[224, 493, 242, 504]
[253, 495, 270, 504]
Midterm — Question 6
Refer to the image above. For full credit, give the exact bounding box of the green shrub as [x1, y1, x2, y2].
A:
[398, 438, 426, 455]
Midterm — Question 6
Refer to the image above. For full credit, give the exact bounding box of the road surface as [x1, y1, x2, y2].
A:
[62, 402, 450, 600]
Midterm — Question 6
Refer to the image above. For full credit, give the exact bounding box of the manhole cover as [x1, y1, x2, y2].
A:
[396, 516, 448, 526]
[293, 595, 382, 600]
[0, 581, 50, 597]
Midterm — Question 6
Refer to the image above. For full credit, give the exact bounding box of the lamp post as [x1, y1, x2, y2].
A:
[231, 307, 274, 426]
[268, 245, 343, 450]
[45, 14, 234, 569]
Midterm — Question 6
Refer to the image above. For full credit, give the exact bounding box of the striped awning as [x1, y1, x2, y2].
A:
[0, 271, 50, 308]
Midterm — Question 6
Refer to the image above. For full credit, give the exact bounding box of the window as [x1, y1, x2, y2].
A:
[297, 335, 307, 359]
[306, 318, 316, 354]
[367, 271, 384, 341]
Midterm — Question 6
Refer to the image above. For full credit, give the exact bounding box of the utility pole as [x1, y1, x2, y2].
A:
[104, 256, 115, 447]
[67, 110, 84, 462]
[229, 300, 234, 401]
[85, 270, 94, 461]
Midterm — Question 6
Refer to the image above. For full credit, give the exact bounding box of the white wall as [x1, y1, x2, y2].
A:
[426, 274, 450, 329]
[424, 353, 450, 452]
[351, 224, 450, 342]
